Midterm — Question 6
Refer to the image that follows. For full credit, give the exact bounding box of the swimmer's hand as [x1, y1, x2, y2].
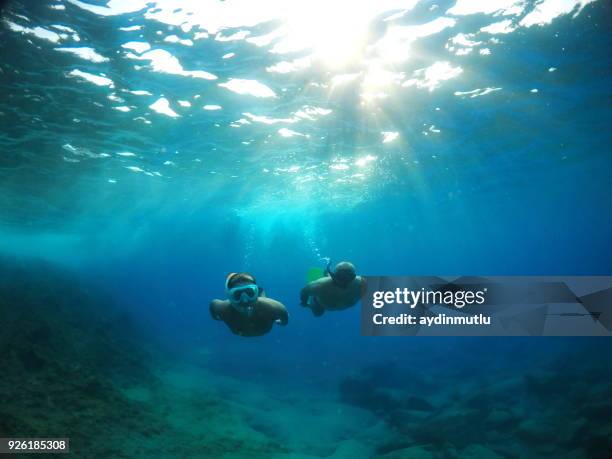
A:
[300, 286, 311, 306]
[275, 317, 288, 326]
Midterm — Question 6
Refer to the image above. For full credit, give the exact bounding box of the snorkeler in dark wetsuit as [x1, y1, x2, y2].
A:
[300, 261, 364, 316]
[210, 272, 288, 337]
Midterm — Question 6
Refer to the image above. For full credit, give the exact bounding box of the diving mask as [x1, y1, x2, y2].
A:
[227, 283, 259, 313]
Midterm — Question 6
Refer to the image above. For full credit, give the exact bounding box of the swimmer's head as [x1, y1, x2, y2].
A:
[225, 272, 257, 290]
[329, 261, 356, 288]
[226, 272, 259, 315]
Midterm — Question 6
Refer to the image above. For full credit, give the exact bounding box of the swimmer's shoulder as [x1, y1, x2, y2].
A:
[258, 297, 288, 323]
[310, 276, 333, 289]
[348, 276, 365, 296]
[210, 298, 230, 308]
[258, 296, 286, 311]
[210, 299, 231, 319]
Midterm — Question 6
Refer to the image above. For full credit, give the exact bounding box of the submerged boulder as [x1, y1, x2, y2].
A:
[0, 256, 160, 455]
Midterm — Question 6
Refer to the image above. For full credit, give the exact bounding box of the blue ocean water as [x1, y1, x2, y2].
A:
[1, 1, 611, 457]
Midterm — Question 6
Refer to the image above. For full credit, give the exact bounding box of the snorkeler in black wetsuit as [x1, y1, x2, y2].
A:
[210, 272, 288, 337]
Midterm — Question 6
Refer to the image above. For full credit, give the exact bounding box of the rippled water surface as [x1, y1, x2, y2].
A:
[2, 0, 610, 237]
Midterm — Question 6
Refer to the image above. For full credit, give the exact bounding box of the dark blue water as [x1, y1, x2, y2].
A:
[1, 1, 611, 457]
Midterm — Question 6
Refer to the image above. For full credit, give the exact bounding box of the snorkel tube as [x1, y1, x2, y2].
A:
[325, 259, 336, 282]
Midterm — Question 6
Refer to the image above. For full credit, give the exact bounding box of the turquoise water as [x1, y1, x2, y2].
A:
[1, 1, 611, 457]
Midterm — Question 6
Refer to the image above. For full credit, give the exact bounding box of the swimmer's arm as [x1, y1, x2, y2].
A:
[359, 276, 367, 297]
[263, 298, 289, 325]
[275, 305, 289, 326]
[300, 283, 315, 306]
[209, 299, 227, 321]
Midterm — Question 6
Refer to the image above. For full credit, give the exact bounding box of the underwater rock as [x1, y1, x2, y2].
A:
[377, 445, 436, 459]
[0, 256, 153, 380]
[339, 375, 435, 416]
[411, 406, 484, 448]
[404, 395, 435, 412]
[0, 256, 163, 456]
[484, 409, 515, 427]
[17, 347, 46, 371]
[340, 345, 612, 459]
[523, 369, 562, 398]
[339, 376, 394, 413]
[327, 439, 375, 459]
[460, 444, 504, 459]
[572, 414, 612, 459]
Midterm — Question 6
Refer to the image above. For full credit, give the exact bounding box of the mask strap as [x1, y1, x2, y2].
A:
[225, 272, 238, 291]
